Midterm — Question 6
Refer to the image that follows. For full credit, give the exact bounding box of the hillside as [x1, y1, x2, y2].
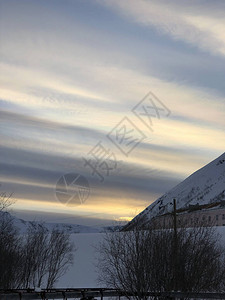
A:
[0, 211, 103, 234]
[126, 152, 225, 229]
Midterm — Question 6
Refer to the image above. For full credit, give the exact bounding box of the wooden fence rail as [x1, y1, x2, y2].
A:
[0, 288, 225, 300]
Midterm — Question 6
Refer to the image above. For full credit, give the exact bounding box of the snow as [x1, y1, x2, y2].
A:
[3, 216, 225, 289]
[57, 233, 104, 288]
[8, 213, 104, 234]
[57, 227, 225, 288]
[128, 152, 225, 227]
[3, 152, 225, 288]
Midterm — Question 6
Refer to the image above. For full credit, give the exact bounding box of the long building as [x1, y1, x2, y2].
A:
[151, 200, 225, 228]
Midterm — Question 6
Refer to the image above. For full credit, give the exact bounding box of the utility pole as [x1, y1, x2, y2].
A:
[173, 198, 178, 297]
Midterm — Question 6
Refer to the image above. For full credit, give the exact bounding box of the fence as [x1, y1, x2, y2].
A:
[0, 288, 225, 300]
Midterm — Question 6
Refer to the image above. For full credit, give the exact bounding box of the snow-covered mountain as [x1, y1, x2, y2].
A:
[126, 152, 225, 229]
[14, 217, 102, 234]
[1, 211, 107, 234]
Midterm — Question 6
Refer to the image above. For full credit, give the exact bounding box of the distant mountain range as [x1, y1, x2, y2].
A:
[1, 211, 117, 234]
[125, 152, 225, 229]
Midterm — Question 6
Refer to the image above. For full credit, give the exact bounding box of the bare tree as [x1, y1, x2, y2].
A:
[0, 188, 74, 289]
[0, 185, 15, 211]
[20, 224, 75, 289]
[148, 221, 225, 295]
[20, 224, 50, 288]
[0, 188, 21, 289]
[97, 224, 154, 300]
[46, 227, 75, 288]
[0, 210, 23, 288]
[97, 221, 225, 299]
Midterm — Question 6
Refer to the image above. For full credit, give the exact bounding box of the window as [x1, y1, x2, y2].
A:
[222, 214, 225, 220]
[216, 215, 219, 221]
[208, 216, 211, 221]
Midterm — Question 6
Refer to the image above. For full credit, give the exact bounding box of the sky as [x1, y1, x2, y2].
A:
[0, 0, 225, 226]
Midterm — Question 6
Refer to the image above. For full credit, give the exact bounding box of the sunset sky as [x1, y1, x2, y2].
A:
[1, 0, 225, 226]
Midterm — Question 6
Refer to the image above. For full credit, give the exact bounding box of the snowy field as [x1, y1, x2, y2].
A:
[57, 227, 225, 288]
[57, 233, 103, 288]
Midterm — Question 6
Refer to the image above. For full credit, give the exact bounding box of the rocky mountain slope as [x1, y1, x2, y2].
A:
[126, 152, 225, 229]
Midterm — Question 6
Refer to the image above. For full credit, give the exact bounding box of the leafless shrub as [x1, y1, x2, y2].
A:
[97, 220, 225, 300]
[19, 224, 49, 288]
[46, 227, 75, 288]
[0, 212, 22, 288]
[20, 224, 75, 289]
[0, 192, 75, 289]
[0, 190, 21, 288]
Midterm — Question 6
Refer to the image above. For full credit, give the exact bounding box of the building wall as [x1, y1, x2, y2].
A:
[152, 207, 225, 228]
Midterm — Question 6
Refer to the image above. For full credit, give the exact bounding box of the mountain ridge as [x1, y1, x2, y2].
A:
[0, 211, 109, 234]
[126, 152, 225, 229]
